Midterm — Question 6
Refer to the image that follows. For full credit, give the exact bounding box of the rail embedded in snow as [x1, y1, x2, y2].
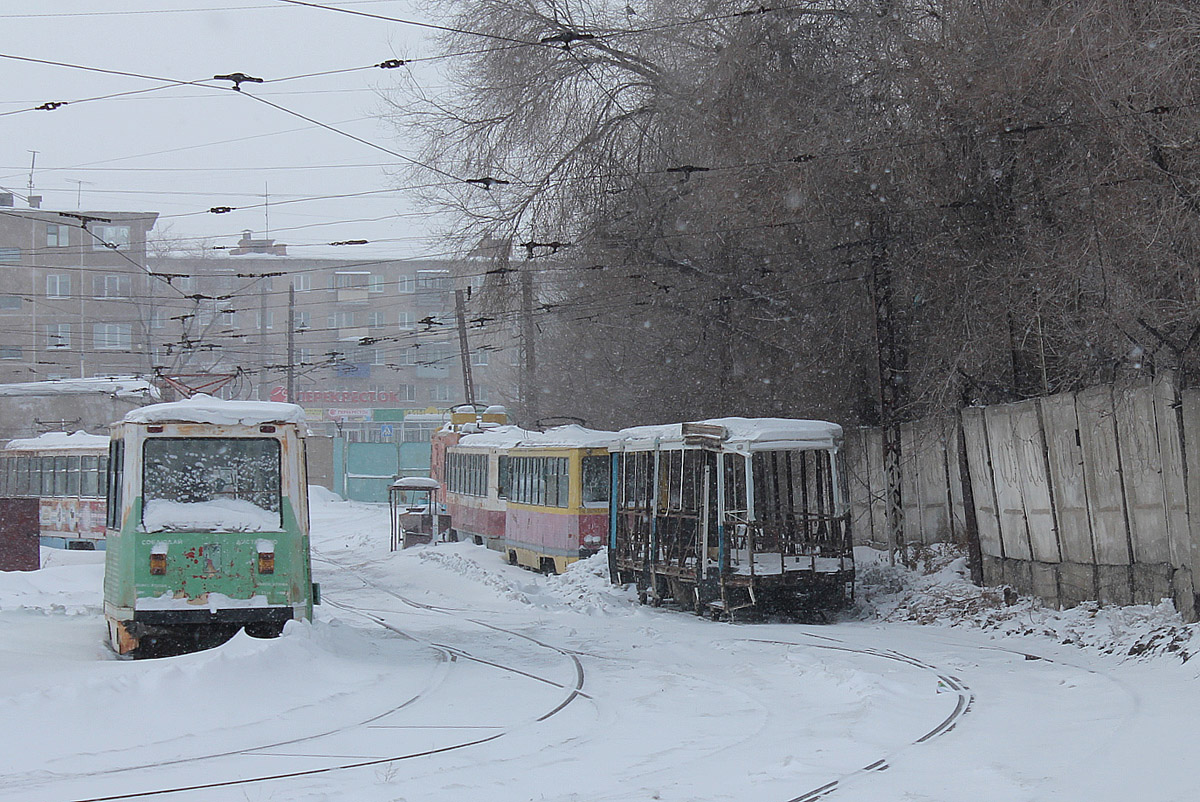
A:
[122, 394, 307, 427]
[613, 417, 842, 452]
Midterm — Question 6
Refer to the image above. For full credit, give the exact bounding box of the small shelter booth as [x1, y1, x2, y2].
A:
[389, 476, 451, 550]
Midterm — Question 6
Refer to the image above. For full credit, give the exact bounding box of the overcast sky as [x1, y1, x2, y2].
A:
[0, 0, 450, 260]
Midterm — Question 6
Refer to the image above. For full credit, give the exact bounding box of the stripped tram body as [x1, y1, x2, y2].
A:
[103, 397, 315, 655]
[609, 418, 853, 617]
[0, 432, 109, 550]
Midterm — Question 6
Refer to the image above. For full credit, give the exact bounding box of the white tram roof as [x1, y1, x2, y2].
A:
[455, 424, 535, 449]
[5, 430, 109, 451]
[391, 476, 440, 490]
[612, 417, 842, 452]
[457, 423, 615, 450]
[122, 394, 307, 427]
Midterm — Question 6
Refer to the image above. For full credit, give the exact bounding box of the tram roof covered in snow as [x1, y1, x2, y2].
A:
[455, 423, 615, 450]
[612, 417, 842, 453]
[5, 431, 109, 451]
[454, 424, 535, 449]
[122, 394, 307, 427]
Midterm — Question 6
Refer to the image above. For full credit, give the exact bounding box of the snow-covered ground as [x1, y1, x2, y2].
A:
[1, 492, 1198, 801]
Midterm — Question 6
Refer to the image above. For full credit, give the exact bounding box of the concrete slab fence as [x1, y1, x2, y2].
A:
[844, 376, 1200, 620]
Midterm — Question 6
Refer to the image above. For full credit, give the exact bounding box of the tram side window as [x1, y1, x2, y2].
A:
[106, 440, 123, 529]
[0, 457, 8, 496]
[581, 455, 611, 506]
[15, 456, 29, 496]
[497, 455, 509, 499]
[54, 456, 68, 496]
[66, 456, 80, 496]
[81, 456, 99, 497]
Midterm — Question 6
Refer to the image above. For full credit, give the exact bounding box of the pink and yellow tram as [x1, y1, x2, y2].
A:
[435, 410, 615, 573]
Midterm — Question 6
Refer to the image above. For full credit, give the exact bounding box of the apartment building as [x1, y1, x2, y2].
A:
[0, 197, 516, 440]
[150, 233, 517, 439]
[0, 194, 159, 382]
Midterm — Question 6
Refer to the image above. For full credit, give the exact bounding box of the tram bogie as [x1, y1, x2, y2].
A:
[102, 396, 315, 656]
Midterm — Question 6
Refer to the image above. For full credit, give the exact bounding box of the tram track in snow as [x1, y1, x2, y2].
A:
[27, 550, 590, 802]
[734, 633, 974, 802]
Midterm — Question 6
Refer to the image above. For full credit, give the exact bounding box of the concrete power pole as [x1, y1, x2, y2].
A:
[257, 278, 268, 400]
[454, 289, 475, 406]
[287, 282, 296, 403]
[868, 220, 907, 567]
[520, 268, 538, 426]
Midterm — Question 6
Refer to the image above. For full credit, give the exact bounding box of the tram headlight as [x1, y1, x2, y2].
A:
[257, 539, 275, 574]
[149, 542, 168, 575]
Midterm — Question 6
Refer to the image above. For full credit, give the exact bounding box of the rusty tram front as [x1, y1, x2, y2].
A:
[608, 418, 853, 618]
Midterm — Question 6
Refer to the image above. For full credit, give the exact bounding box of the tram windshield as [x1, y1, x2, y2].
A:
[141, 438, 282, 532]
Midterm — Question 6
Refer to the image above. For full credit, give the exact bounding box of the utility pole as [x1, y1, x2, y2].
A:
[287, 282, 296, 403]
[454, 289, 475, 406]
[258, 277, 268, 400]
[520, 267, 539, 425]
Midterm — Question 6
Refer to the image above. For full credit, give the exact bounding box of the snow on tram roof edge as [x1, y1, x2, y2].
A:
[613, 417, 843, 452]
[456, 423, 616, 449]
[122, 394, 307, 427]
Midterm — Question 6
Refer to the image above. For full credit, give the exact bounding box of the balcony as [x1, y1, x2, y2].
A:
[336, 287, 369, 305]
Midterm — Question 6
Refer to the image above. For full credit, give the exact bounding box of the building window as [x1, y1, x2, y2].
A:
[93, 323, 131, 350]
[93, 274, 131, 299]
[293, 273, 311, 292]
[329, 310, 354, 329]
[417, 271, 452, 291]
[368, 311, 385, 329]
[175, 275, 194, 292]
[255, 310, 274, 329]
[429, 384, 452, 402]
[149, 309, 165, 329]
[298, 347, 312, 363]
[368, 273, 385, 293]
[397, 384, 416, 402]
[0, 248, 21, 264]
[471, 350, 489, 366]
[93, 225, 131, 250]
[46, 275, 71, 298]
[46, 324, 70, 349]
[221, 309, 236, 326]
[334, 272, 368, 289]
[397, 275, 414, 294]
[46, 225, 69, 247]
[0, 295, 22, 311]
[397, 346, 416, 365]
[397, 311, 414, 330]
[0, 345, 21, 360]
[295, 310, 310, 329]
[475, 385, 489, 404]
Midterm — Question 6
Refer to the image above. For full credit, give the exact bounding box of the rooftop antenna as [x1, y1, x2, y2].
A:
[68, 179, 94, 209]
[264, 182, 270, 239]
[26, 150, 37, 197]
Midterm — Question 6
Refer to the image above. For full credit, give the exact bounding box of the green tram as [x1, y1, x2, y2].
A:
[103, 396, 315, 656]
